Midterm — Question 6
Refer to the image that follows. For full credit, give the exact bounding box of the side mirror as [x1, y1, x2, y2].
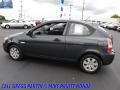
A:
[35, 32, 41, 35]
[27, 31, 33, 37]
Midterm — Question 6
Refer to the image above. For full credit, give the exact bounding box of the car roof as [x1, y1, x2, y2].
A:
[42, 20, 94, 27]
[44, 20, 85, 24]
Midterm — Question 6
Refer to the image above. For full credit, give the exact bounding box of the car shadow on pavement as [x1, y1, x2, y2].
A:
[20, 56, 110, 75]
[5, 54, 113, 76]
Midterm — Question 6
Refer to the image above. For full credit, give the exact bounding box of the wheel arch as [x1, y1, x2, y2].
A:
[6, 42, 22, 53]
[78, 51, 103, 65]
[5, 24, 10, 28]
[5, 24, 10, 26]
[24, 24, 28, 26]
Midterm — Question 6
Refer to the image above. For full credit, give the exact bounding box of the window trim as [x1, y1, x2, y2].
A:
[33, 21, 69, 36]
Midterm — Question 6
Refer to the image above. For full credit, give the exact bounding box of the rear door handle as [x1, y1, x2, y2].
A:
[54, 38, 61, 42]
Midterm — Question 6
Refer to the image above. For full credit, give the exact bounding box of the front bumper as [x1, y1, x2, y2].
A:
[1, 25, 5, 28]
[3, 40, 8, 53]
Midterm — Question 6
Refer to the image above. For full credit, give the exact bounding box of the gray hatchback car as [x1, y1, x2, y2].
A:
[3, 20, 115, 73]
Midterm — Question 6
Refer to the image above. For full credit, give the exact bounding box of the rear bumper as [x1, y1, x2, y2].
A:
[102, 53, 115, 65]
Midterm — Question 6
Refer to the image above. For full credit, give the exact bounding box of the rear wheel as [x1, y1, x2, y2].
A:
[117, 29, 120, 32]
[5, 25, 10, 29]
[80, 54, 102, 74]
[8, 45, 23, 61]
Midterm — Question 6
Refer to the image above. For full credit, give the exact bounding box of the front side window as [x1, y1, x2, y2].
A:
[11, 20, 18, 23]
[68, 23, 91, 35]
[33, 22, 66, 36]
[19, 21, 25, 23]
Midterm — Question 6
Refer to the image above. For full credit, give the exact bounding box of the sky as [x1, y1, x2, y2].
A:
[0, 0, 120, 21]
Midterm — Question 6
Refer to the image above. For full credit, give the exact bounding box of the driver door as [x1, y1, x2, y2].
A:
[24, 22, 67, 59]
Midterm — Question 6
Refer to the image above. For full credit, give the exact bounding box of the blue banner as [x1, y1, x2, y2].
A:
[60, 0, 64, 18]
[0, 0, 13, 8]
[60, 0, 64, 4]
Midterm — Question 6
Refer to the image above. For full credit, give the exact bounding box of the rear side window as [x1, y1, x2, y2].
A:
[68, 23, 91, 36]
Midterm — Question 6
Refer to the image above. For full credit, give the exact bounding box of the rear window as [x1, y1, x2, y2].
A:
[68, 23, 92, 36]
[98, 26, 111, 37]
[98, 26, 107, 33]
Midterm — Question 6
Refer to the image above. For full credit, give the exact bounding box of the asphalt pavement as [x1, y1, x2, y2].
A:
[0, 28, 120, 90]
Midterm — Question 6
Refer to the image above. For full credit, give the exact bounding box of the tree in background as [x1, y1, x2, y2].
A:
[0, 15, 5, 20]
[0, 15, 6, 24]
[111, 14, 120, 18]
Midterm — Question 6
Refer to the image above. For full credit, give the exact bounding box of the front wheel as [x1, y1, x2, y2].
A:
[8, 45, 23, 61]
[80, 54, 102, 74]
[5, 25, 10, 29]
[23, 25, 28, 29]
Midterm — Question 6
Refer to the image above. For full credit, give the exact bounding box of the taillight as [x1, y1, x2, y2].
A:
[107, 38, 113, 53]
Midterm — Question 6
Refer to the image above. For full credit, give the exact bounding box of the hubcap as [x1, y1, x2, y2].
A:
[83, 57, 98, 72]
[24, 26, 27, 29]
[6, 26, 9, 29]
[10, 47, 20, 59]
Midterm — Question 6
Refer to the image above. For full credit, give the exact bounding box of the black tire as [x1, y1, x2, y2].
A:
[5, 25, 10, 29]
[117, 30, 120, 32]
[80, 54, 102, 74]
[23, 25, 28, 29]
[8, 45, 23, 61]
